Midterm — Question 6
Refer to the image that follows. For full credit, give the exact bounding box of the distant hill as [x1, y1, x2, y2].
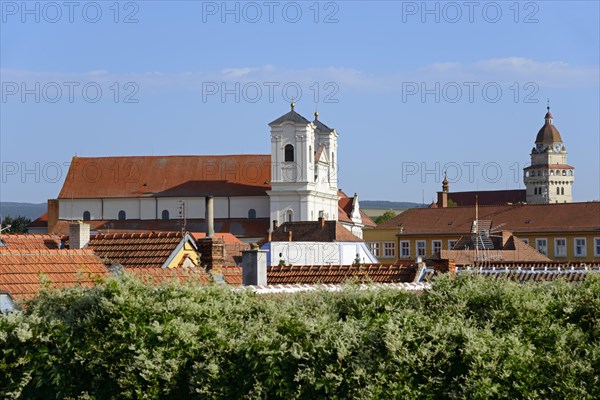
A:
[361, 200, 425, 210]
[0, 202, 46, 220]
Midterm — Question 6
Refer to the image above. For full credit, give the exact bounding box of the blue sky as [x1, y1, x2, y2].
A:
[1, 0, 599, 204]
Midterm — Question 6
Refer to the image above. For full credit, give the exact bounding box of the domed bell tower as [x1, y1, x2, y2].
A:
[524, 105, 574, 204]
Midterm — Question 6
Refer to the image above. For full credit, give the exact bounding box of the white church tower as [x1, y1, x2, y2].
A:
[524, 106, 574, 203]
[267, 102, 339, 225]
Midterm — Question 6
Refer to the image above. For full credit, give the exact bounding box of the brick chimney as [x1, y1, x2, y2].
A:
[47, 199, 59, 233]
[318, 210, 325, 228]
[437, 191, 448, 208]
[69, 222, 90, 249]
[242, 243, 268, 286]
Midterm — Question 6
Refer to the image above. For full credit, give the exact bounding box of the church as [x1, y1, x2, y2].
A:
[40, 104, 375, 242]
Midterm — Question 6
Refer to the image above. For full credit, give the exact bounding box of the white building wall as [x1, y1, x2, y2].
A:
[58, 199, 102, 221]
[140, 198, 156, 220]
[265, 241, 377, 266]
[103, 199, 140, 220]
[229, 197, 269, 218]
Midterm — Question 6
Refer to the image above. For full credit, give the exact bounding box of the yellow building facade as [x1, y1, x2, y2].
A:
[364, 203, 600, 263]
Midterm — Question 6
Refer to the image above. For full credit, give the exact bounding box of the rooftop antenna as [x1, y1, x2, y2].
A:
[178, 200, 187, 235]
[475, 194, 479, 266]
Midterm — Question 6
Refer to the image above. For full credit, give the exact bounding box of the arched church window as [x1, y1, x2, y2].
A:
[562, 170, 566, 176]
[284, 144, 294, 162]
[83, 211, 91, 221]
[286, 210, 293, 222]
[550, 170, 554, 176]
[561, 187, 565, 195]
[162, 210, 169, 220]
[118, 210, 126, 221]
[248, 209, 256, 219]
[568, 170, 573, 176]
[557, 187, 560, 195]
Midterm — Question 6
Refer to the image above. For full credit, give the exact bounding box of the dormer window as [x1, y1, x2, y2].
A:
[284, 144, 294, 162]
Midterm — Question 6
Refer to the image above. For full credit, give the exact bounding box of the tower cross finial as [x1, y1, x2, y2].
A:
[547, 98, 550, 112]
[290, 97, 295, 111]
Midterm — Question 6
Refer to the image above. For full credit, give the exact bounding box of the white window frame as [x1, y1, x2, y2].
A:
[574, 238, 586, 257]
[594, 237, 600, 257]
[399, 240, 410, 258]
[535, 238, 548, 256]
[416, 240, 426, 257]
[554, 238, 567, 258]
[432, 240, 442, 255]
[383, 241, 396, 258]
[448, 240, 457, 250]
[367, 242, 380, 258]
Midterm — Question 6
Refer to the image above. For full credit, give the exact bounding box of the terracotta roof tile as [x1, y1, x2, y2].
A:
[87, 231, 189, 269]
[51, 218, 270, 239]
[376, 202, 600, 234]
[266, 264, 416, 284]
[446, 189, 526, 207]
[0, 249, 106, 299]
[59, 155, 271, 199]
[0, 234, 61, 251]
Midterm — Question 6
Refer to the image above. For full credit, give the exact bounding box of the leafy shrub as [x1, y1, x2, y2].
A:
[1, 275, 598, 399]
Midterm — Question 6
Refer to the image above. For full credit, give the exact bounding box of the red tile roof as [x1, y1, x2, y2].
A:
[266, 264, 417, 284]
[337, 191, 376, 227]
[222, 266, 243, 285]
[0, 234, 61, 251]
[51, 218, 270, 238]
[87, 232, 190, 269]
[58, 155, 271, 199]
[190, 232, 243, 244]
[375, 202, 600, 234]
[446, 189, 526, 207]
[0, 249, 107, 299]
[27, 212, 48, 228]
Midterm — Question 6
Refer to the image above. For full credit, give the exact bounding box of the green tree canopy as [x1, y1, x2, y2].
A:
[374, 210, 396, 225]
[1, 215, 31, 234]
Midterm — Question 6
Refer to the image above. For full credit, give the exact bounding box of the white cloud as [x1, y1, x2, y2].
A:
[1, 58, 597, 96]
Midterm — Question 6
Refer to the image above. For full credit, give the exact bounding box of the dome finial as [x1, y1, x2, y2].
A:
[544, 100, 553, 124]
[290, 97, 295, 111]
[442, 171, 449, 192]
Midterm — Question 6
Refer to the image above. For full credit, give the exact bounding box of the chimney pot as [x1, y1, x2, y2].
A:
[205, 196, 214, 238]
[242, 247, 268, 286]
[69, 222, 90, 249]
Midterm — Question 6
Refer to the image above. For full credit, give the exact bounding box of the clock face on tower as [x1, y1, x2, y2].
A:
[553, 143, 562, 153]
